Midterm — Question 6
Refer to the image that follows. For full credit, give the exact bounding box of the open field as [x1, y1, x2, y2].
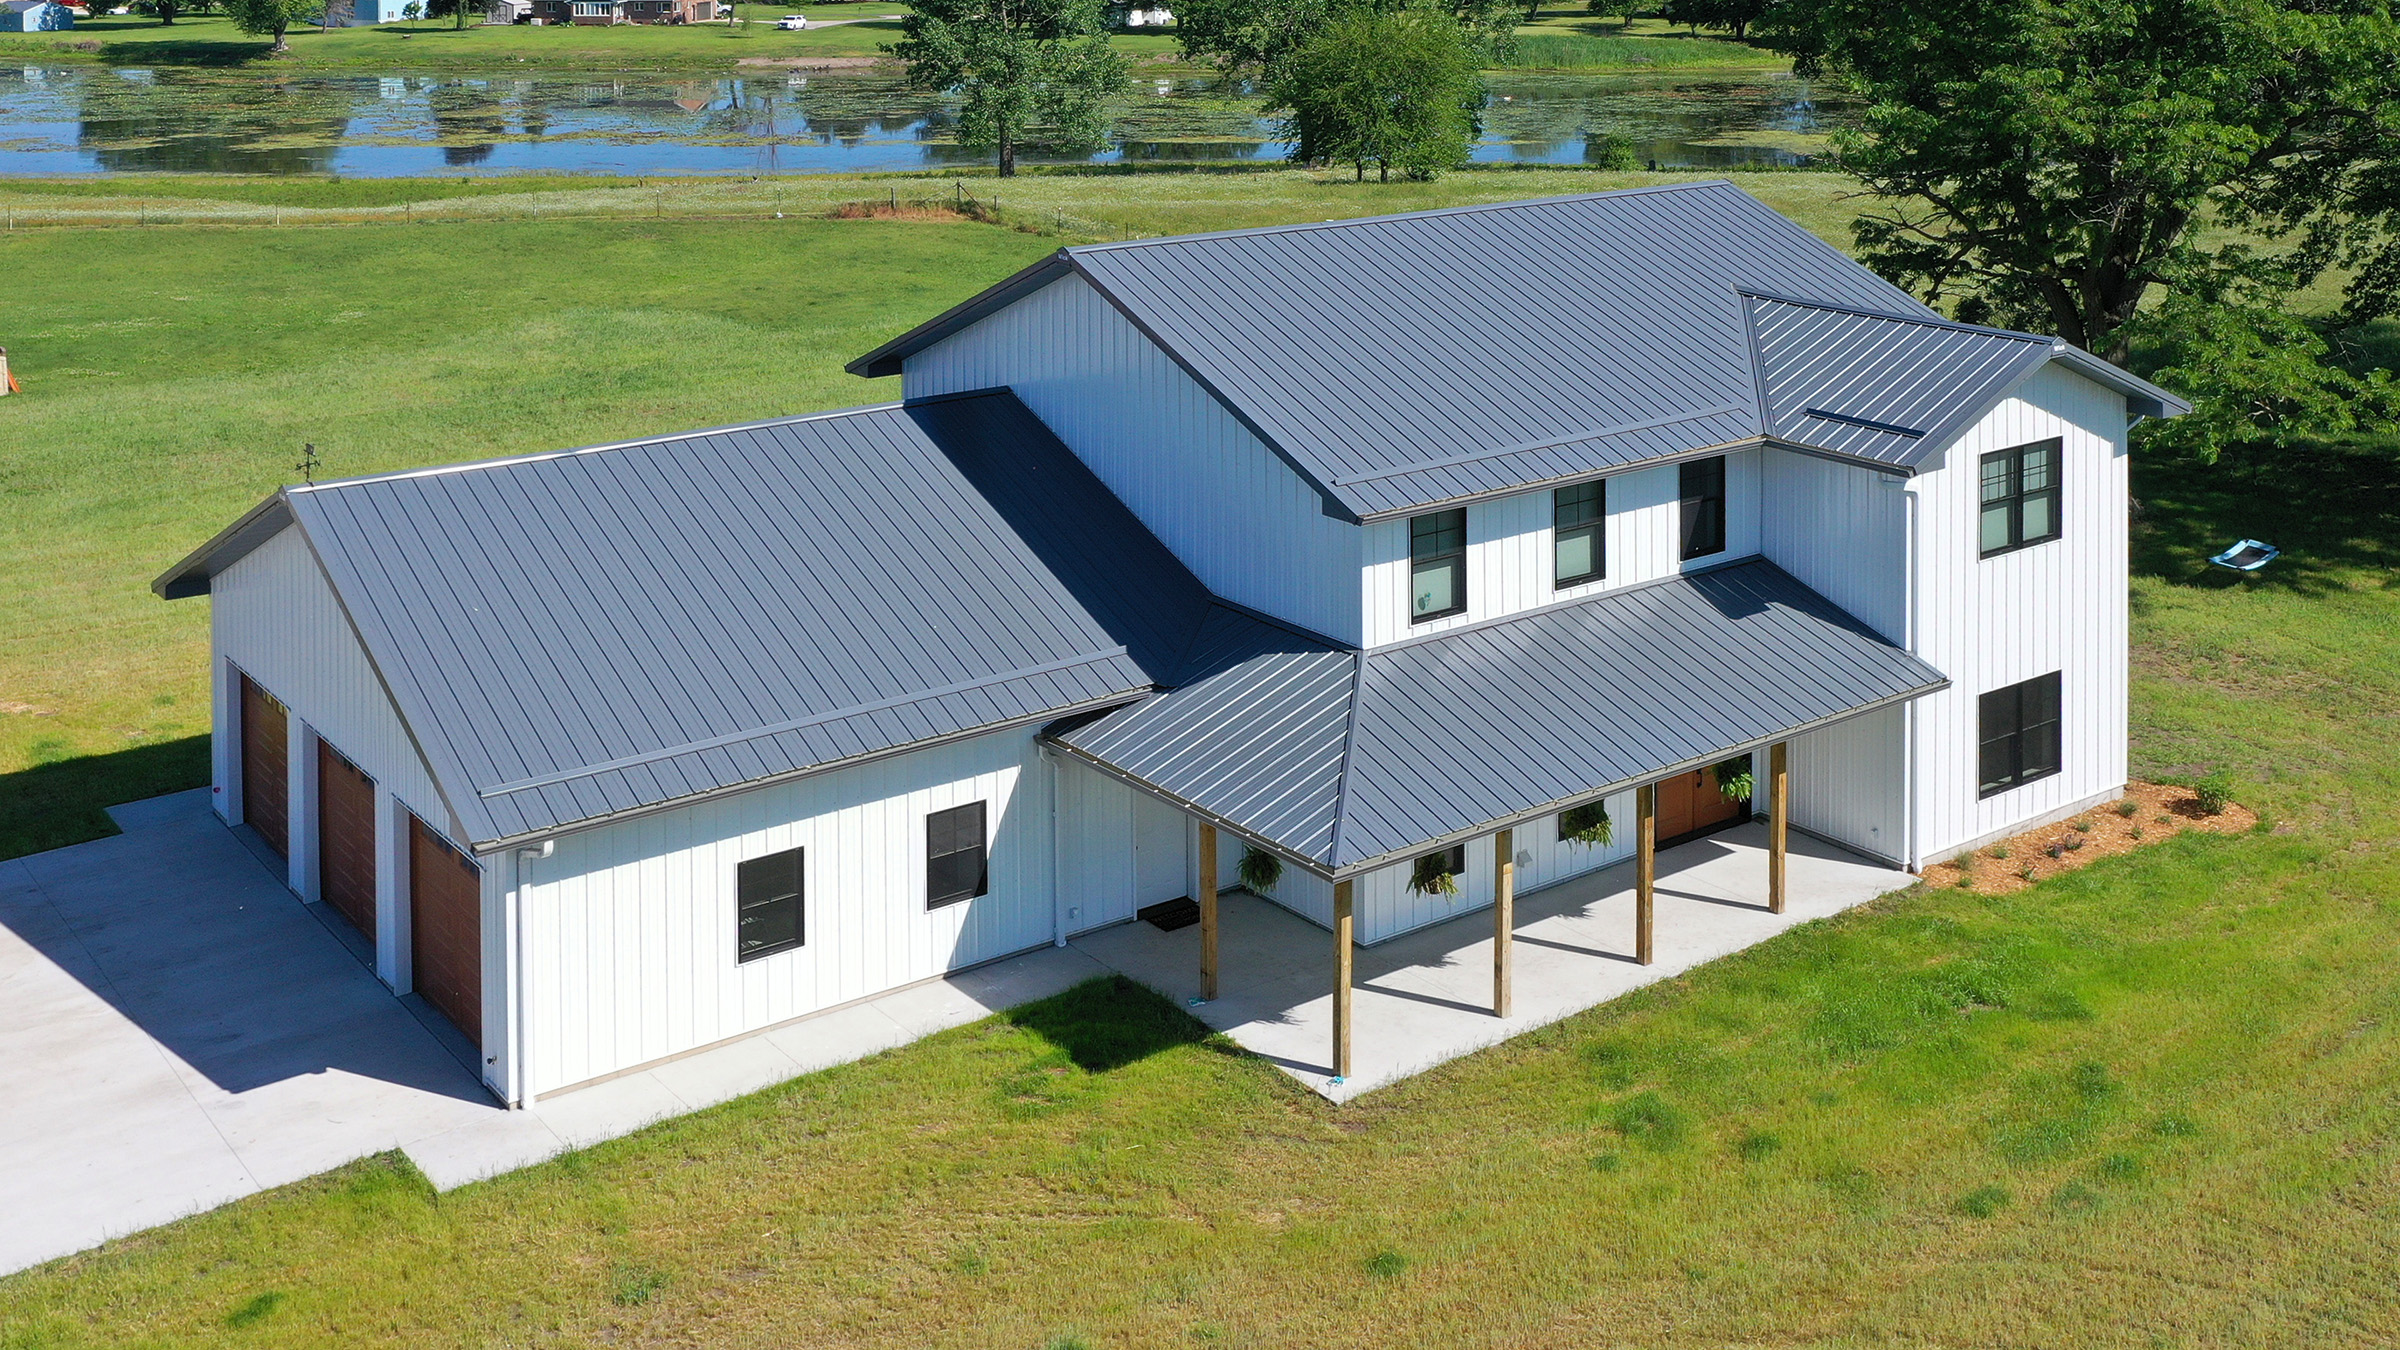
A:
[0, 7, 1185, 72]
[2, 171, 2397, 1343]
[0, 5, 1774, 72]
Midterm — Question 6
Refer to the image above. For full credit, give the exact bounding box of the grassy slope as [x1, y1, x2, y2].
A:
[1, 178, 2397, 1343]
[1503, 10, 1786, 70]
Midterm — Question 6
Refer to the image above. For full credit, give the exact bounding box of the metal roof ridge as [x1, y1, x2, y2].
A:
[1737, 285, 2052, 343]
[285, 398, 927, 496]
[1065, 179, 1745, 256]
[1322, 649, 1369, 870]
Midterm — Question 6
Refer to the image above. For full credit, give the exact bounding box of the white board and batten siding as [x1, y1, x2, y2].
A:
[1359, 450, 1762, 647]
[515, 726, 1054, 1098]
[1052, 753, 1190, 936]
[1909, 365, 2131, 861]
[902, 272, 1362, 644]
[210, 523, 447, 836]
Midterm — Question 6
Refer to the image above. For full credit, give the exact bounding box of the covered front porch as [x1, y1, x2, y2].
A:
[1074, 819, 1913, 1101]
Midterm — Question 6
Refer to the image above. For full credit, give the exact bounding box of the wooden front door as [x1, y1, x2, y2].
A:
[1652, 767, 1748, 847]
[409, 815, 482, 1048]
[317, 740, 377, 941]
[239, 673, 289, 858]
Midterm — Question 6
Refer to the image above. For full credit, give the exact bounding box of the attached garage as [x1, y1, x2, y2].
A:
[239, 672, 289, 857]
[316, 741, 378, 941]
[409, 817, 482, 1048]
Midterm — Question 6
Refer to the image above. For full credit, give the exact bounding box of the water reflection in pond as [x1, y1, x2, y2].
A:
[0, 65, 1848, 177]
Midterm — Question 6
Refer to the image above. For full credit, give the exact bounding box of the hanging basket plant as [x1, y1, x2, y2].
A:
[1408, 848, 1463, 897]
[1237, 845, 1283, 894]
[1559, 799, 1613, 847]
[1711, 754, 1755, 803]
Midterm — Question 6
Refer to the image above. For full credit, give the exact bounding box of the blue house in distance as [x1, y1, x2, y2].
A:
[0, 1, 75, 30]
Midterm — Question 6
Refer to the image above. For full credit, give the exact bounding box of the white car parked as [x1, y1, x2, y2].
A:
[775, 13, 806, 27]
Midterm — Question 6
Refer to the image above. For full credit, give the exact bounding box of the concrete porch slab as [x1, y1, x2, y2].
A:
[1074, 822, 1914, 1103]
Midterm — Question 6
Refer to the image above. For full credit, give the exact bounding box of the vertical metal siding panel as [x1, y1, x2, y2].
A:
[1787, 705, 1905, 859]
[1912, 367, 2129, 859]
[1759, 449, 1907, 642]
[518, 727, 1053, 1095]
[212, 526, 446, 833]
[906, 274, 1360, 644]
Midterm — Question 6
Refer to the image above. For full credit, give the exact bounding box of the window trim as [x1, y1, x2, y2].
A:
[1977, 672, 2063, 798]
[735, 846, 804, 964]
[1552, 479, 1606, 589]
[925, 801, 989, 910]
[1408, 507, 1468, 624]
[1978, 437, 2063, 559]
[1678, 455, 1727, 562]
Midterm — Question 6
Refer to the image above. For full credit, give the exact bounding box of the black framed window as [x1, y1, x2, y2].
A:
[926, 802, 988, 909]
[1979, 438, 2062, 557]
[1554, 480, 1605, 587]
[1679, 456, 1726, 560]
[1978, 673, 2062, 797]
[736, 847, 804, 963]
[1409, 508, 1467, 622]
[1411, 843, 1466, 890]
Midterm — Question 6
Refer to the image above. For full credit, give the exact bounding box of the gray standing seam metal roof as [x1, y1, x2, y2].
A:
[851, 181, 2188, 519]
[156, 391, 1241, 850]
[1053, 559, 1948, 878]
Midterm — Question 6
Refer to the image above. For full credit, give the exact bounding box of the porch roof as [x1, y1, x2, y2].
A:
[1048, 560, 1948, 878]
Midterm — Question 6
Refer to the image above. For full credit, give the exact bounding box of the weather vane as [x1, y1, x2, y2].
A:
[297, 443, 319, 485]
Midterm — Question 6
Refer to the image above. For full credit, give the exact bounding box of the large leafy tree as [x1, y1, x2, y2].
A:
[1661, 0, 1769, 40]
[889, 0, 1129, 177]
[1267, 7, 1483, 181]
[1764, 1, 2400, 367]
[1176, 0, 1521, 78]
[223, 0, 321, 50]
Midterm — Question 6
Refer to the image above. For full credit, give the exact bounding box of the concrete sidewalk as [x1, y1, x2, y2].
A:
[0, 789, 1102, 1275]
[1075, 822, 1914, 1102]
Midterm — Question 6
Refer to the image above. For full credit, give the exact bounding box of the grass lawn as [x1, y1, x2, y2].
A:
[0, 8, 1185, 71]
[1502, 9, 1787, 71]
[1, 176, 2397, 1343]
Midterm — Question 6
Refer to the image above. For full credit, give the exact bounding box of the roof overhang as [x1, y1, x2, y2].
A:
[153, 493, 293, 600]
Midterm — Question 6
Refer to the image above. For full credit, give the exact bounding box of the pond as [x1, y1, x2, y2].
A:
[0, 64, 1849, 177]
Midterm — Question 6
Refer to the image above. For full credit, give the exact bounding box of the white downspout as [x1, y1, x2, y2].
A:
[1042, 745, 1067, 947]
[1903, 482, 1923, 873]
[509, 840, 551, 1108]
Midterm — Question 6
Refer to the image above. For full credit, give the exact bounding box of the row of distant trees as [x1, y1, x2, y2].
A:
[893, 0, 2400, 459]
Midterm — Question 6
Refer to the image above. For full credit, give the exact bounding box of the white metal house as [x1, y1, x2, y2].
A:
[155, 182, 2187, 1104]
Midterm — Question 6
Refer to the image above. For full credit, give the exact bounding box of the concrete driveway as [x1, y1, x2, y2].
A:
[0, 788, 1108, 1275]
[0, 789, 500, 1274]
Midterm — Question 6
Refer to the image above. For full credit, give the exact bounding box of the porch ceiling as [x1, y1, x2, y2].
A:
[1048, 559, 1947, 878]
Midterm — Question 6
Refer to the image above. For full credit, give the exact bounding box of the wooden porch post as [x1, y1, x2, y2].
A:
[1493, 826, 1514, 1018]
[1198, 821, 1219, 1001]
[1768, 742, 1789, 916]
[1635, 783, 1656, 966]
[1332, 878, 1354, 1079]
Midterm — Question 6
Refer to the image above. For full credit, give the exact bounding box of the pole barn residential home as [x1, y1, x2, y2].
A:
[155, 183, 2188, 1106]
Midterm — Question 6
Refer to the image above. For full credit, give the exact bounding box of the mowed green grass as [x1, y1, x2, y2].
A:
[2, 178, 2398, 1344]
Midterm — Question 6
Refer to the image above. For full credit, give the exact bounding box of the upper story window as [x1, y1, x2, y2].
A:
[1978, 672, 2062, 797]
[736, 846, 804, 963]
[926, 801, 988, 909]
[1553, 481, 1605, 588]
[1980, 438, 2062, 557]
[1409, 508, 1467, 623]
[1679, 456, 1726, 561]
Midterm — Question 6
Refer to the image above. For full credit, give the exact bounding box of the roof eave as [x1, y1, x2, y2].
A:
[845, 251, 1076, 379]
[152, 492, 293, 600]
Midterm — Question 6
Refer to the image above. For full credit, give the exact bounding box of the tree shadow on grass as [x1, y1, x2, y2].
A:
[1002, 974, 1213, 1073]
[2131, 435, 2400, 596]
[0, 735, 208, 864]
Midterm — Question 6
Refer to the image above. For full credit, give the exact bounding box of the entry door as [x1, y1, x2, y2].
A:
[239, 673, 289, 858]
[408, 815, 482, 1048]
[316, 740, 377, 941]
[1652, 768, 1747, 847]
[1131, 791, 1188, 907]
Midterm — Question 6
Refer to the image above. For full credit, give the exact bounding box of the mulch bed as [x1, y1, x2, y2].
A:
[1921, 780, 2256, 895]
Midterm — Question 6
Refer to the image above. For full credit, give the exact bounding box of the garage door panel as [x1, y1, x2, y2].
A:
[240, 674, 289, 859]
[317, 741, 377, 942]
[409, 816, 482, 1049]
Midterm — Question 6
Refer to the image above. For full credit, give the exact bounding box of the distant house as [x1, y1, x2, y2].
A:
[0, 0, 75, 30]
[529, 0, 713, 22]
[339, 0, 413, 24]
[484, 0, 531, 21]
[157, 184, 2188, 1105]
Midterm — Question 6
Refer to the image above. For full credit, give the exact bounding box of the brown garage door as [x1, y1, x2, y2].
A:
[317, 740, 377, 942]
[239, 673, 289, 858]
[409, 815, 482, 1048]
